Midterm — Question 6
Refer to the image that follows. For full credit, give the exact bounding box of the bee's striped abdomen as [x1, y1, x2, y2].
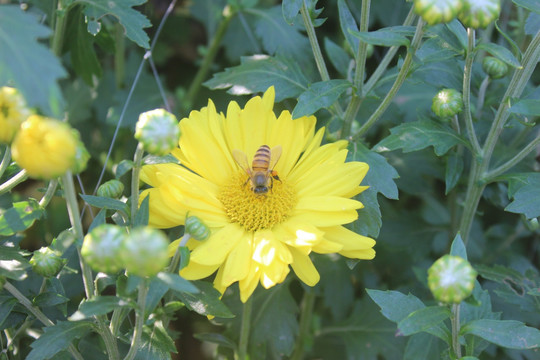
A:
[252, 145, 271, 172]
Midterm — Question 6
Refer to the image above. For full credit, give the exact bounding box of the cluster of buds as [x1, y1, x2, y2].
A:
[413, 0, 500, 29]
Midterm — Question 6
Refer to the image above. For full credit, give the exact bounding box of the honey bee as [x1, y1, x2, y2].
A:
[232, 145, 282, 194]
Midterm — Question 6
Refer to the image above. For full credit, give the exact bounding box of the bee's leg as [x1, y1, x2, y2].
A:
[271, 170, 281, 182]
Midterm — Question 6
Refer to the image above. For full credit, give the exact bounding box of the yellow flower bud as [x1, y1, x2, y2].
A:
[0, 87, 31, 144]
[11, 115, 78, 179]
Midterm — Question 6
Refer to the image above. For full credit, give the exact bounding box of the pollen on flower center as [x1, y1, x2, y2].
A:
[218, 172, 297, 232]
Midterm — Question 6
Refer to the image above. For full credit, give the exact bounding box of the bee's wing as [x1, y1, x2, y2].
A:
[232, 149, 251, 173]
[269, 145, 282, 170]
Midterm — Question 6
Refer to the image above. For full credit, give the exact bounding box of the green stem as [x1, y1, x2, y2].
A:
[124, 279, 149, 360]
[451, 303, 462, 358]
[39, 180, 58, 208]
[4, 282, 85, 360]
[352, 17, 425, 141]
[483, 133, 540, 181]
[236, 296, 253, 360]
[462, 28, 482, 155]
[167, 234, 191, 273]
[475, 76, 490, 119]
[0, 170, 28, 195]
[130, 143, 145, 225]
[185, 9, 234, 110]
[51, 1, 68, 57]
[300, 0, 330, 82]
[0, 145, 11, 179]
[290, 289, 316, 360]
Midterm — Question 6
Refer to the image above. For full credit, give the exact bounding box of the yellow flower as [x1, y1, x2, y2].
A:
[140, 87, 376, 302]
[11, 115, 78, 179]
[0, 87, 31, 144]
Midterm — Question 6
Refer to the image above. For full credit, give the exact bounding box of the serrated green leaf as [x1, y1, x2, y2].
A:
[351, 142, 399, 200]
[509, 99, 540, 116]
[512, 0, 540, 14]
[0, 199, 45, 236]
[156, 272, 199, 293]
[0, 257, 29, 281]
[134, 195, 149, 227]
[0, 246, 30, 262]
[450, 233, 468, 260]
[349, 27, 411, 47]
[143, 154, 180, 165]
[174, 281, 233, 318]
[115, 159, 134, 178]
[337, 0, 359, 55]
[504, 173, 540, 218]
[398, 306, 452, 337]
[69, 296, 133, 320]
[88, 208, 107, 233]
[367, 289, 425, 323]
[404, 333, 447, 360]
[292, 80, 351, 119]
[80, 194, 128, 212]
[476, 42, 522, 68]
[26, 321, 93, 360]
[445, 152, 463, 194]
[0, 297, 18, 328]
[0, 5, 66, 116]
[352, 188, 382, 237]
[445, 19, 467, 51]
[282, 0, 302, 25]
[374, 120, 469, 156]
[33, 292, 69, 308]
[134, 323, 177, 360]
[82, 0, 151, 49]
[316, 256, 354, 320]
[525, 12, 540, 35]
[460, 319, 540, 349]
[204, 55, 309, 102]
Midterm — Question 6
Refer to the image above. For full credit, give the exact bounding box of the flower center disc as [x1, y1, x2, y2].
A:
[219, 173, 296, 232]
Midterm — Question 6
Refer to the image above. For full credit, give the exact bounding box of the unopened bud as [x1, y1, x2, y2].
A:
[30, 247, 66, 277]
[428, 255, 477, 304]
[135, 109, 180, 156]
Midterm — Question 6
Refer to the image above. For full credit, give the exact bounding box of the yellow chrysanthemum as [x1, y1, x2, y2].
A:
[11, 115, 78, 179]
[0, 87, 31, 144]
[140, 87, 376, 302]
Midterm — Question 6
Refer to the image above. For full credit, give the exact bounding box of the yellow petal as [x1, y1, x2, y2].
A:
[291, 208, 359, 227]
[295, 196, 363, 211]
[289, 247, 320, 286]
[322, 226, 376, 251]
[253, 230, 293, 265]
[273, 221, 324, 254]
[239, 265, 261, 303]
[260, 259, 290, 289]
[180, 261, 220, 280]
[220, 233, 253, 287]
[190, 223, 245, 265]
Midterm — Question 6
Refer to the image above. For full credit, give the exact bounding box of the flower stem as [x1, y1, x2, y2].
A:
[39, 180, 58, 208]
[451, 303, 462, 358]
[168, 234, 191, 273]
[462, 28, 482, 155]
[475, 76, 490, 119]
[236, 296, 253, 360]
[352, 17, 425, 141]
[0, 170, 28, 195]
[124, 279, 149, 360]
[51, 1, 68, 57]
[0, 145, 11, 179]
[290, 289, 316, 360]
[130, 143, 145, 225]
[185, 8, 234, 111]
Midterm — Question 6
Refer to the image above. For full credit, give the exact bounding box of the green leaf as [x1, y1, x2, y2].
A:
[80, 194, 128, 213]
[476, 42, 522, 69]
[398, 306, 452, 336]
[174, 281, 234, 318]
[69, 296, 133, 320]
[445, 152, 463, 194]
[460, 319, 540, 349]
[65, 5, 102, 85]
[337, 0, 359, 54]
[0, 255, 29, 281]
[367, 289, 425, 323]
[374, 120, 469, 156]
[504, 173, 540, 219]
[292, 80, 351, 119]
[134, 195, 149, 227]
[324, 37, 351, 76]
[26, 321, 93, 360]
[349, 27, 411, 47]
[445, 20, 467, 51]
[0, 5, 66, 116]
[316, 256, 354, 320]
[115, 159, 134, 178]
[350, 142, 399, 200]
[204, 55, 309, 102]
[449, 233, 468, 260]
[404, 333, 447, 360]
[0, 199, 45, 236]
[33, 292, 69, 308]
[135, 323, 177, 360]
[282, 0, 303, 25]
[509, 99, 540, 116]
[512, 0, 540, 14]
[352, 188, 382, 237]
[194, 333, 236, 350]
[88, 208, 107, 232]
[82, 0, 151, 49]
[155, 272, 199, 294]
[0, 298, 18, 328]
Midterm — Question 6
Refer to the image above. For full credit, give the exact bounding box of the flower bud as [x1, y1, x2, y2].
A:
[30, 247, 66, 278]
[121, 227, 169, 277]
[413, 0, 464, 26]
[0, 87, 31, 144]
[432, 88, 463, 119]
[459, 0, 500, 29]
[97, 179, 125, 199]
[11, 115, 78, 179]
[135, 109, 180, 156]
[82, 224, 127, 274]
[482, 56, 508, 79]
[71, 137, 90, 175]
[428, 255, 477, 303]
[185, 215, 210, 241]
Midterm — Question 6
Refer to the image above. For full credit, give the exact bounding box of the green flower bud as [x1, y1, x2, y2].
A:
[432, 88, 463, 118]
[82, 224, 127, 274]
[135, 109, 180, 156]
[185, 215, 210, 241]
[482, 56, 508, 79]
[459, 0, 500, 29]
[428, 255, 477, 303]
[413, 0, 464, 26]
[30, 247, 66, 277]
[71, 138, 90, 175]
[121, 227, 169, 277]
[97, 179, 125, 199]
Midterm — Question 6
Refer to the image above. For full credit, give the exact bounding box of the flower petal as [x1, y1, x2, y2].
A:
[321, 226, 376, 259]
[219, 233, 253, 287]
[180, 261, 220, 280]
[190, 223, 245, 265]
[289, 247, 320, 286]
